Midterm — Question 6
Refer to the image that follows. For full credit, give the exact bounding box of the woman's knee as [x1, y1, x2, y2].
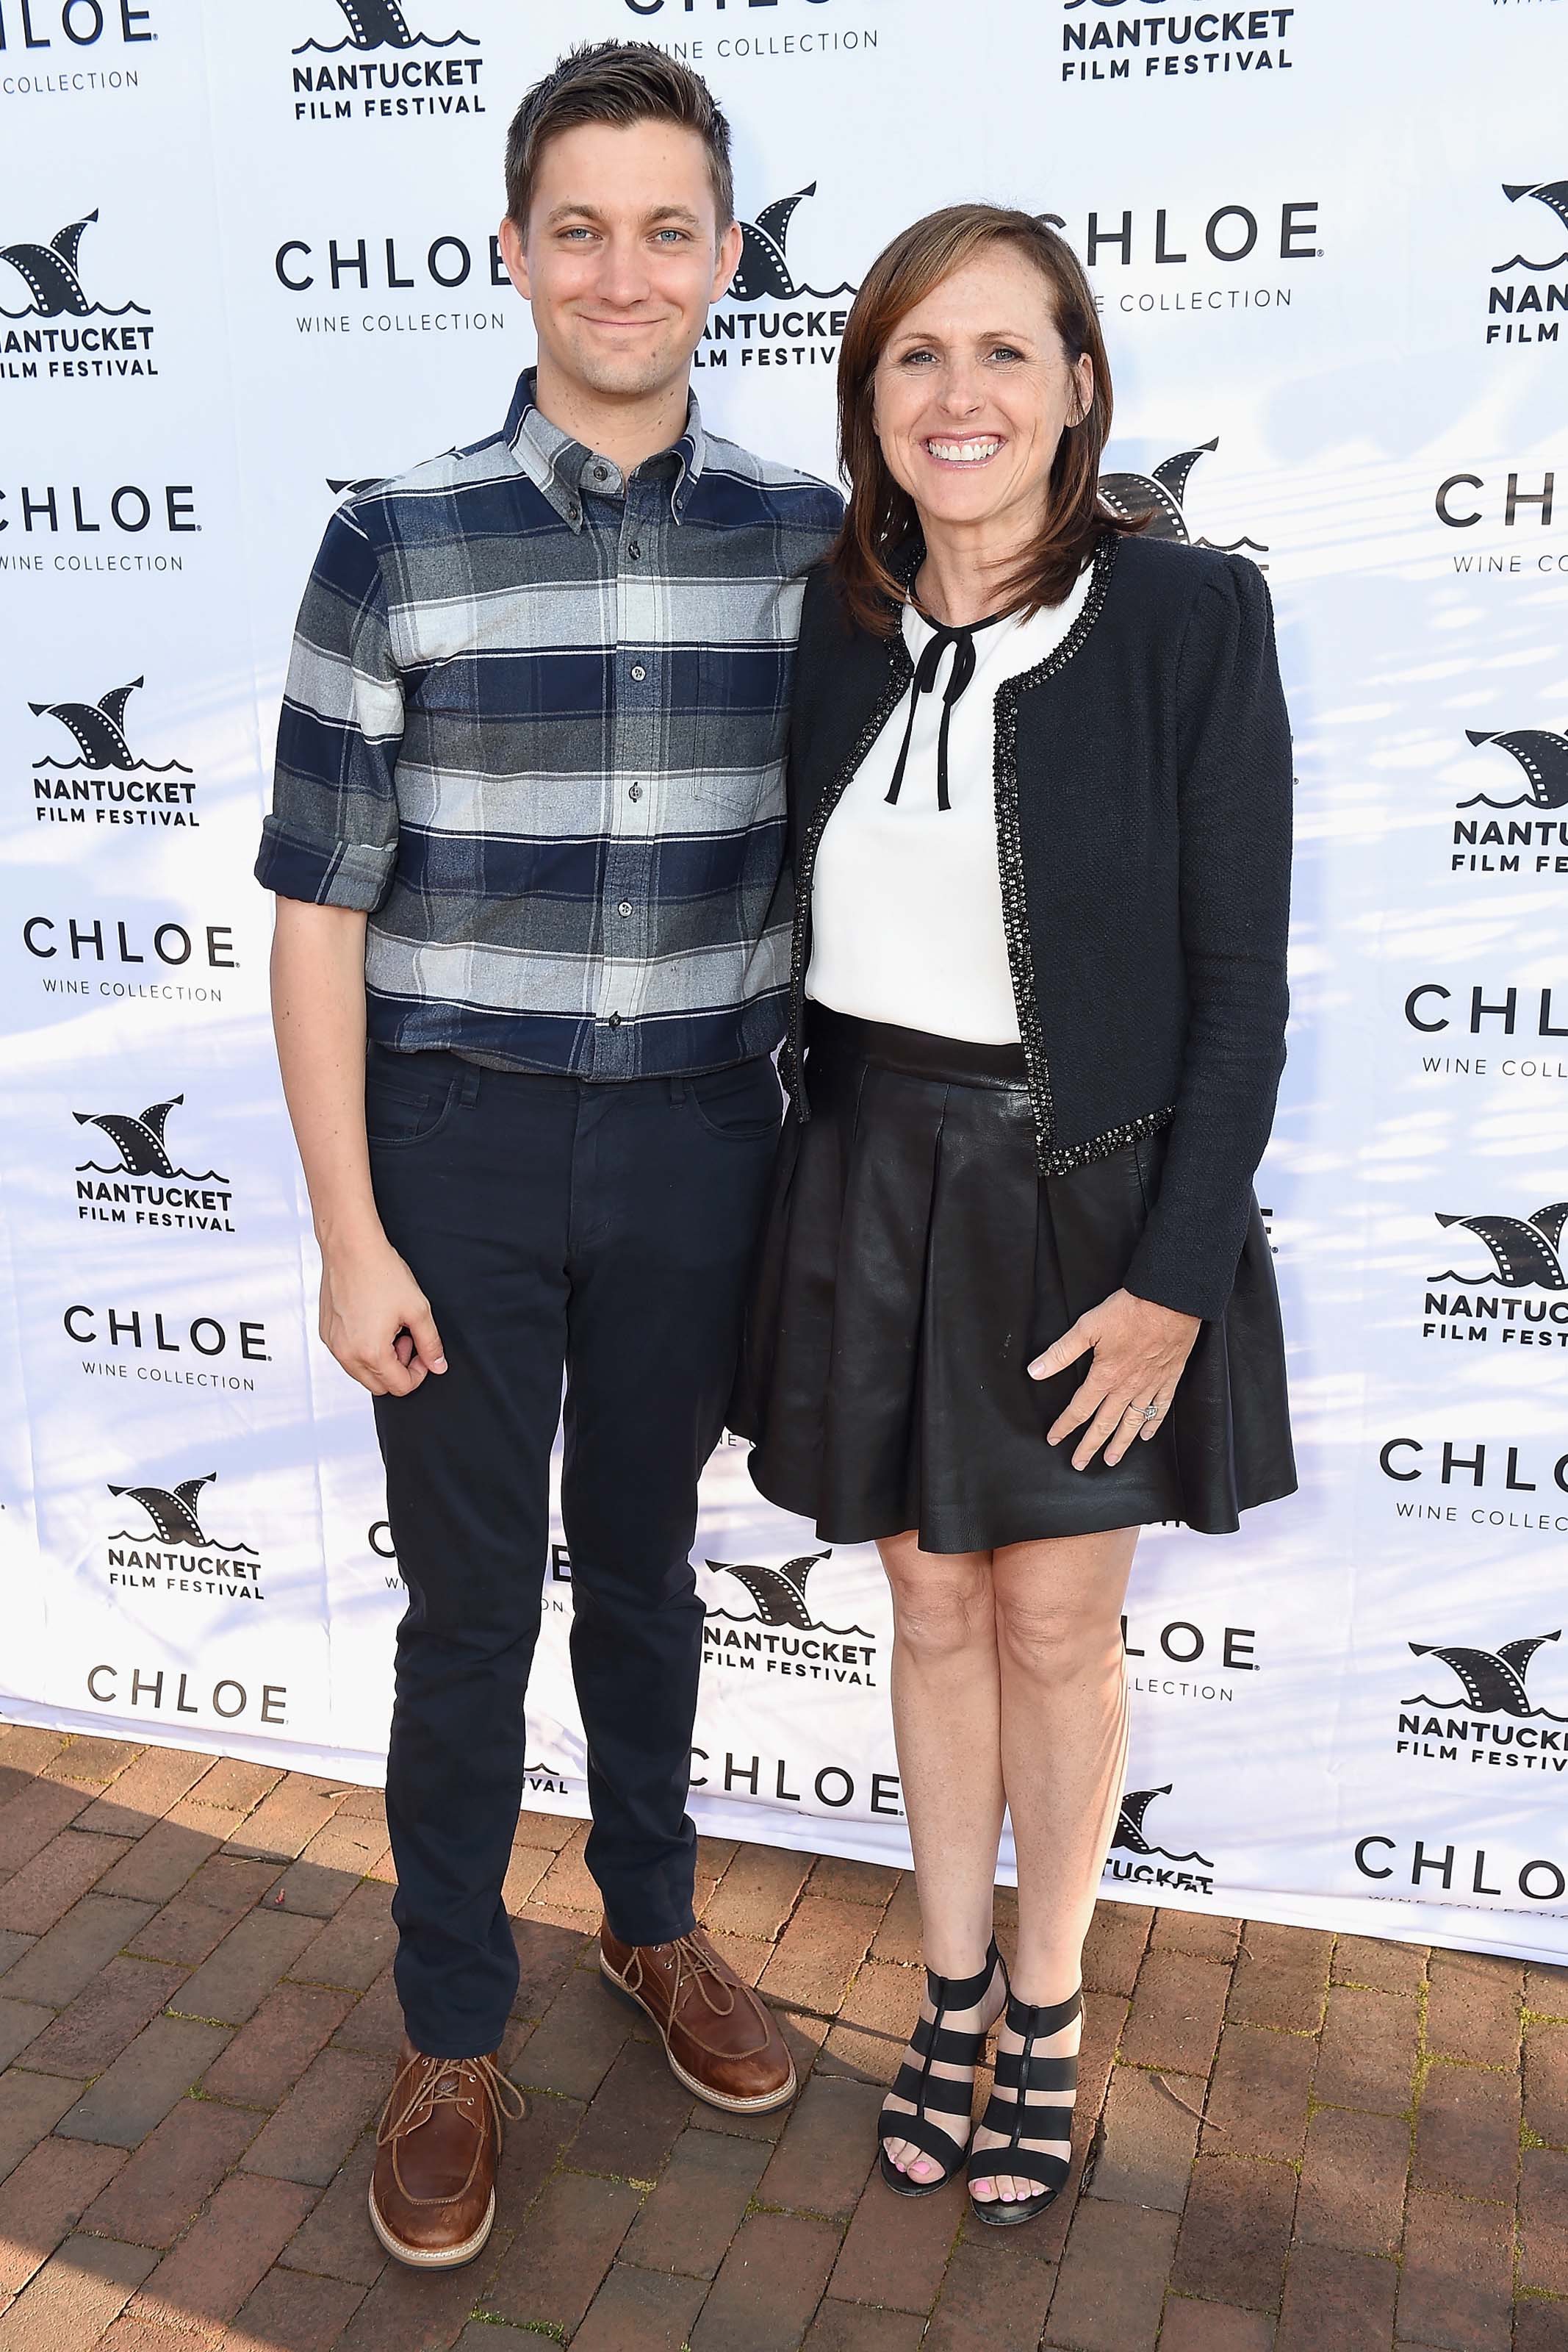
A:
[881, 1546, 995, 1662]
[993, 1591, 1122, 1688]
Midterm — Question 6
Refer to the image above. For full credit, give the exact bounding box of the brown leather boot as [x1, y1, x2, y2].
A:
[599, 1923, 796, 2114]
[368, 2036, 525, 2268]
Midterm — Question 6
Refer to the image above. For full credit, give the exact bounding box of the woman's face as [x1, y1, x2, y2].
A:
[871, 245, 1093, 539]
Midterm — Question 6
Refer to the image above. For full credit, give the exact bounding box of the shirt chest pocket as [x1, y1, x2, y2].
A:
[694, 643, 790, 816]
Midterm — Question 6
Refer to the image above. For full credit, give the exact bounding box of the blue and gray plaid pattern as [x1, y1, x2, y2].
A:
[255, 369, 843, 1078]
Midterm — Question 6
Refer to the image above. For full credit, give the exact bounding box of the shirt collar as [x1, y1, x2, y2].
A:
[503, 367, 705, 529]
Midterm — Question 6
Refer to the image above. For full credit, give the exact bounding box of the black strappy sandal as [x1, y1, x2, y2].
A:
[965, 1985, 1081, 2227]
[877, 1939, 1007, 2198]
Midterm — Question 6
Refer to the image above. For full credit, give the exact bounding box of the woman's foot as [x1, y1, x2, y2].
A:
[880, 1945, 1007, 2189]
[968, 1987, 1081, 2213]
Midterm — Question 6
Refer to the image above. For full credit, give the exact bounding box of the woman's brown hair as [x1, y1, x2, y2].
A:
[831, 204, 1136, 636]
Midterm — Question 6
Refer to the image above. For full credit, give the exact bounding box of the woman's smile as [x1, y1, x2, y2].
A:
[924, 434, 1006, 467]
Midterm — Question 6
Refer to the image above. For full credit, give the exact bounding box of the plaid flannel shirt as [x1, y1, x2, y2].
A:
[255, 369, 843, 1078]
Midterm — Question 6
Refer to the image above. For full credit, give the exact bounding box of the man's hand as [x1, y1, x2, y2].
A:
[320, 1236, 447, 1397]
[1028, 1288, 1201, 1469]
[269, 900, 446, 1399]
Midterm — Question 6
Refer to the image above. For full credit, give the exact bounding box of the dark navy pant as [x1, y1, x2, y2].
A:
[366, 1040, 781, 2059]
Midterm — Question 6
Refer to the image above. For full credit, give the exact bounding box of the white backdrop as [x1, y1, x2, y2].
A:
[2, 0, 1567, 1961]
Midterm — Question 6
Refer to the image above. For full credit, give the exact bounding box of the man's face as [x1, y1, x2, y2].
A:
[500, 118, 741, 404]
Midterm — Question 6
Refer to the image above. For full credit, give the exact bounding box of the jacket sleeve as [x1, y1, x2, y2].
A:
[776, 565, 836, 1104]
[783, 562, 843, 868]
[1123, 558, 1292, 1322]
[253, 504, 403, 911]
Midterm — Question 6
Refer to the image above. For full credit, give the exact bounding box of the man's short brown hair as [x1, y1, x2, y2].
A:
[505, 41, 735, 234]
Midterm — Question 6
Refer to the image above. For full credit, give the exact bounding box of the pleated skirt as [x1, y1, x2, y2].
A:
[731, 1007, 1297, 1553]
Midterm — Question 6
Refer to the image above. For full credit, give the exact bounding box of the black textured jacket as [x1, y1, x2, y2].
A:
[780, 529, 1293, 1324]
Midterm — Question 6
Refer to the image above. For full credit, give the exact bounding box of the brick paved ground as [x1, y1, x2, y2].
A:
[0, 1722, 1564, 2351]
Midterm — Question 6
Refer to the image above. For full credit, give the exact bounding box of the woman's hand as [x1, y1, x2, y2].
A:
[1028, 1288, 1201, 1469]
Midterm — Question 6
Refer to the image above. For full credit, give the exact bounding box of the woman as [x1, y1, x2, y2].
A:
[733, 205, 1295, 2225]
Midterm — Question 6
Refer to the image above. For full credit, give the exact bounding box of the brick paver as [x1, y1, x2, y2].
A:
[20, 1959, 188, 2082]
[1087, 2062, 1203, 2210]
[1295, 2101, 1411, 2256]
[1414, 2058, 1522, 2201]
[692, 2209, 841, 2351]
[622, 2125, 769, 2280]
[1398, 2187, 1517, 2349]
[1046, 2195, 1176, 2348]
[1, 1895, 158, 2011]
[1277, 2241, 1398, 2350]
[0, 1832, 132, 1936]
[1118, 1946, 1231, 2074]
[79, 2098, 258, 2248]
[926, 2231, 1056, 2351]
[830, 2167, 963, 2315]
[0, 2232, 157, 2351]
[54, 2015, 233, 2149]
[1206, 2018, 1317, 2160]
[0, 2138, 126, 2292]
[0, 1723, 1558, 2349]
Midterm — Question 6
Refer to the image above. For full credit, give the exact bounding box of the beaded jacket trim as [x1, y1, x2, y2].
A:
[785, 532, 1176, 1175]
[783, 635, 916, 1111]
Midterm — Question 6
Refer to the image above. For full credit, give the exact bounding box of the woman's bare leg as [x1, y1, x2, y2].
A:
[968, 1525, 1137, 2206]
[876, 1529, 1007, 2185]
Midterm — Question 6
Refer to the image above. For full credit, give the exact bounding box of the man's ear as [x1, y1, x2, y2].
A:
[498, 214, 530, 302]
[711, 217, 744, 304]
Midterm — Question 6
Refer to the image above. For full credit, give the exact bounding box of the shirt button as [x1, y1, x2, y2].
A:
[617, 900, 633, 918]
[607, 1012, 622, 1028]
[592, 463, 609, 481]
[628, 784, 642, 803]
[630, 664, 647, 681]
[627, 540, 641, 560]
[568, 502, 581, 524]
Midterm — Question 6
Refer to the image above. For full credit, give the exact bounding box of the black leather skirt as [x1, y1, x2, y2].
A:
[732, 1006, 1297, 1553]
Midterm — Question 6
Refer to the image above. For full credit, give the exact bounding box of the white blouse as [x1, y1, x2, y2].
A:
[805, 563, 1092, 1045]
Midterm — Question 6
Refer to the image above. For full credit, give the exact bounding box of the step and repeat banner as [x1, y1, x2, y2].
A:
[1, 0, 1565, 1960]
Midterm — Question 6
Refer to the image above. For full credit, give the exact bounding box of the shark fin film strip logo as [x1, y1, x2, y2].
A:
[1450, 724, 1568, 882]
[1364, 1626, 1568, 1909]
[1098, 436, 1267, 560]
[101, 1469, 265, 1602]
[1104, 1783, 1216, 1896]
[70, 1088, 235, 1236]
[289, 0, 483, 129]
[26, 669, 197, 836]
[1398, 1630, 1568, 1778]
[702, 1548, 878, 1688]
[1487, 177, 1568, 348]
[1423, 1194, 1568, 1347]
[0, 206, 156, 384]
[699, 179, 860, 380]
[694, 1544, 897, 1825]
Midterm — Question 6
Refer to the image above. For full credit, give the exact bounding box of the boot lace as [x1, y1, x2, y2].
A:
[630, 1931, 738, 2021]
[377, 2051, 526, 2151]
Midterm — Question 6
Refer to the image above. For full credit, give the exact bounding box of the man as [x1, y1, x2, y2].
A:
[256, 42, 841, 2268]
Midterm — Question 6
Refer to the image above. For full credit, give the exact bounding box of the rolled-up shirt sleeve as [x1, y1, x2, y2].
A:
[254, 506, 403, 910]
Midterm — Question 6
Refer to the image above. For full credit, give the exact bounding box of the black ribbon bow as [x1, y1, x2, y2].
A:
[884, 620, 979, 814]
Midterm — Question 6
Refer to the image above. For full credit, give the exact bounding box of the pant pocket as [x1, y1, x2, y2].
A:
[364, 1061, 459, 1148]
[687, 1058, 784, 1142]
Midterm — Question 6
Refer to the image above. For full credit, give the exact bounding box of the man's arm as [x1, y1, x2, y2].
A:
[257, 503, 441, 1396]
[270, 897, 445, 1396]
